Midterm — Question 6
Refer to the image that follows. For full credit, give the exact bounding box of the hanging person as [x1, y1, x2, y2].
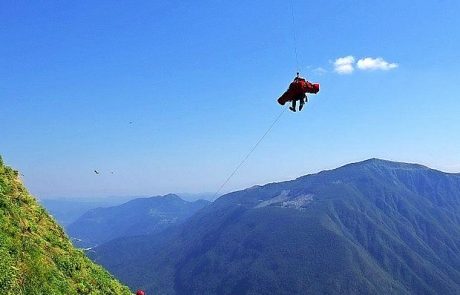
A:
[277, 73, 320, 112]
[290, 75, 308, 112]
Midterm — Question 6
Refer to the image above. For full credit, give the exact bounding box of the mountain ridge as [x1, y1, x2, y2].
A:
[93, 158, 460, 295]
[68, 193, 210, 247]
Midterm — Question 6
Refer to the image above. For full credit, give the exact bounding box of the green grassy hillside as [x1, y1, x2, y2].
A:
[0, 156, 131, 295]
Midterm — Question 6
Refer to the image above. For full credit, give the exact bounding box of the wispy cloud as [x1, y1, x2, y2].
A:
[356, 57, 398, 71]
[333, 56, 355, 74]
[313, 67, 328, 75]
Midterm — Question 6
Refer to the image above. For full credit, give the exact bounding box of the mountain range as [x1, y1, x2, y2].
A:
[92, 159, 460, 295]
[40, 197, 133, 228]
[67, 194, 210, 248]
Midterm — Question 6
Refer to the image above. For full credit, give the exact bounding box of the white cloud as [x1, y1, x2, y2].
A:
[356, 57, 398, 71]
[333, 56, 355, 74]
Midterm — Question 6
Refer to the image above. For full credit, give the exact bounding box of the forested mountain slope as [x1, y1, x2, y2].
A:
[68, 194, 209, 247]
[94, 159, 460, 295]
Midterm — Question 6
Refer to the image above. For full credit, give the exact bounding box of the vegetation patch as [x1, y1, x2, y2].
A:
[0, 156, 131, 295]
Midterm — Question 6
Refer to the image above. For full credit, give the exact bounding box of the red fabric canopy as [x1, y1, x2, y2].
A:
[278, 78, 320, 105]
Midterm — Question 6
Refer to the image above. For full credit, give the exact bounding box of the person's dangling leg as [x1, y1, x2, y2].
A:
[289, 100, 296, 112]
[299, 97, 305, 111]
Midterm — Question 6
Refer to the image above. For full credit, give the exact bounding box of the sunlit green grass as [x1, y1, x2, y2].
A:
[0, 156, 132, 295]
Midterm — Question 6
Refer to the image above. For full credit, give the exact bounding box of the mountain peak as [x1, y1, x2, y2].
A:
[68, 192, 209, 247]
[93, 158, 460, 295]
[339, 158, 430, 171]
[293, 158, 432, 185]
[161, 193, 182, 200]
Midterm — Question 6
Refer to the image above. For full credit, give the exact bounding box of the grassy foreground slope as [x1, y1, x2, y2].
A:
[0, 156, 131, 295]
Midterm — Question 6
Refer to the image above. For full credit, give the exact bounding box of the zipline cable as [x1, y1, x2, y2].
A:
[211, 0, 301, 200]
[212, 107, 287, 200]
[289, 0, 300, 73]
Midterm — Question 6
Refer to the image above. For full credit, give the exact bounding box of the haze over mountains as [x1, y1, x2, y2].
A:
[40, 197, 133, 227]
[92, 159, 460, 295]
[67, 194, 210, 248]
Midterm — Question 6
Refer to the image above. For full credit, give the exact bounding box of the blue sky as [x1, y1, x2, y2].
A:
[1, 0, 459, 199]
